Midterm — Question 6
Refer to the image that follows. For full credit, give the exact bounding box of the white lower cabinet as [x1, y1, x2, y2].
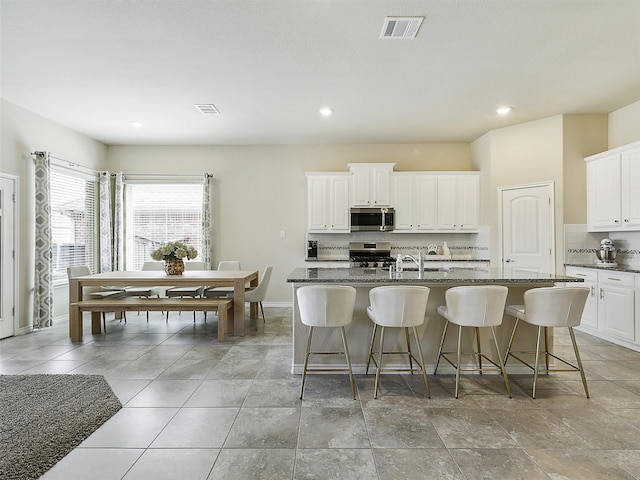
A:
[566, 266, 638, 349]
[564, 267, 598, 329]
[599, 271, 635, 341]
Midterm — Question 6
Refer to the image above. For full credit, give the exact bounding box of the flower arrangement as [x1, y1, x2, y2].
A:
[150, 241, 198, 261]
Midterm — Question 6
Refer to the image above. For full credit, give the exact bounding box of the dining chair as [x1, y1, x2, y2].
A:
[165, 261, 206, 322]
[67, 265, 124, 332]
[504, 286, 591, 398]
[202, 261, 241, 298]
[206, 265, 273, 322]
[434, 285, 511, 398]
[123, 261, 164, 322]
[366, 286, 431, 399]
[244, 265, 273, 322]
[217, 260, 241, 270]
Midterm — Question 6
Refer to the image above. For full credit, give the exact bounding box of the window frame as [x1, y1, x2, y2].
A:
[49, 166, 100, 286]
[123, 179, 204, 271]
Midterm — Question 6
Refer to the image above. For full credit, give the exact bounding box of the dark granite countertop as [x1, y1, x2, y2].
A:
[287, 267, 583, 284]
[305, 258, 489, 263]
[565, 264, 640, 274]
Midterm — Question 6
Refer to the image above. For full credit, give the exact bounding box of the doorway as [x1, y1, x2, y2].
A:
[0, 174, 18, 339]
[499, 182, 555, 274]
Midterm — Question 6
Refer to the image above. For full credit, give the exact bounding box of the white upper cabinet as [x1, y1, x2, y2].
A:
[306, 173, 350, 233]
[586, 153, 621, 230]
[393, 173, 437, 232]
[586, 141, 640, 232]
[436, 173, 479, 232]
[348, 163, 395, 207]
[307, 167, 480, 234]
[393, 172, 478, 233]
[622, 147, 640, 229]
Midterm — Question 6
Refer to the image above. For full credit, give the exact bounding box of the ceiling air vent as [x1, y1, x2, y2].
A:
[380, 16, 424, 39]
[194, 104, 220, 115]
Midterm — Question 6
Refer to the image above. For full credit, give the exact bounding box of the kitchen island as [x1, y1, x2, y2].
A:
[286, 267, 584, 374]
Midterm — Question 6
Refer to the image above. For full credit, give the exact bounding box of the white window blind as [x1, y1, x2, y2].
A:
[125, 183, 204, 270]
[50, 169, 98, 282]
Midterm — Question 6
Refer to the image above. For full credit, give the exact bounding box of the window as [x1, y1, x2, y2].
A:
[125, 183, 204, 270]
[50, 169, 98, 282]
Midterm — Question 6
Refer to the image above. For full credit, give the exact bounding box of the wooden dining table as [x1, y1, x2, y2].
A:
[68, 269, 259, 342]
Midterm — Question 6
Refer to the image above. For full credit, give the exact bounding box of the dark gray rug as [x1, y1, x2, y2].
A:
[0, 374, 122, 480]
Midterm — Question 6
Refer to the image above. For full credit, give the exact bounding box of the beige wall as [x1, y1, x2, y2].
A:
[562, 115, 608, 224]
[1, 99, 107, 331]
[470, 133, 491, 227]
[471, 116, 564, 268]
[107, 144, 473, 302]
[608, 100, 640, 148]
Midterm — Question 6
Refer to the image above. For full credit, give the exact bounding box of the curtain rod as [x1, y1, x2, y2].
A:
[113, 173, 213, 179]
[30, 153, 213, 179]
[31, 152, 102, 174]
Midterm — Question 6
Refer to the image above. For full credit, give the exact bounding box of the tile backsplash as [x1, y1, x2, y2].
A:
[565, 224, 640, 268]
[308, 226, 490, 261]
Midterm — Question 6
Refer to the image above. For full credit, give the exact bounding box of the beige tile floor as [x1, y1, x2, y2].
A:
[2, 307, 640, 479]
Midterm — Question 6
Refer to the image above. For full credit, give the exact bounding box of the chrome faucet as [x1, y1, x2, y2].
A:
[402, 249, 424, 273]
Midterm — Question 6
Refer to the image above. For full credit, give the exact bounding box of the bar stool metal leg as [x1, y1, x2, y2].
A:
[300, 326, 314, 399]
[374, 327, 386, 399]
[366, 324, 378, 375]
[455, 324, 463, 399]
[412, 326, 431, 398]
[434, 320, 449, 374]
[569, 327, 590, 398]
[340, 326, 356, 399]
[490, 326, 511, 398]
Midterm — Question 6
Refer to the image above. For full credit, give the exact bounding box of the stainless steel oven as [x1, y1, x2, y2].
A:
[349, 241, 394, 268]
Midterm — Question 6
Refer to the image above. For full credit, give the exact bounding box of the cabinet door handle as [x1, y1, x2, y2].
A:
[591, 286, 595, 296]
[600, 287, 604, 299]
[614, 219, 620, 223]
[625, 219, 630, 223]
[575, 273, 587, 277]
[607, 277, 621, 281]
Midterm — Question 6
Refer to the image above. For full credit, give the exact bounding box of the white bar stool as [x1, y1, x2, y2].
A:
[435, 285, 511, 398]
[297, 285, 357, 400]
[504, 286, 591, 398]
[366, 286, 431, 399]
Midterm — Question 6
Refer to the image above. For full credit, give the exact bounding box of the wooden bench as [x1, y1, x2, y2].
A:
[70, 297, 234, 341]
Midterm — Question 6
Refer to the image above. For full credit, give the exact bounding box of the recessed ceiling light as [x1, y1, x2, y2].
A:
[496, 106, 512, 115]
[319, 107, 333, 117]
[130, 121, 144, 128]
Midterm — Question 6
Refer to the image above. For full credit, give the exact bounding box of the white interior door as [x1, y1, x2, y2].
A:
[0, 175, 17, 339]
[501, 183, 554, 274]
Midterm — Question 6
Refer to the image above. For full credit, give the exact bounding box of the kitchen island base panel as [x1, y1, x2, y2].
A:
[291, 284, 553, 376]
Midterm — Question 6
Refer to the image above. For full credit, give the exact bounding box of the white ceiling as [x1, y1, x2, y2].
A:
[1, 0, 639, 146]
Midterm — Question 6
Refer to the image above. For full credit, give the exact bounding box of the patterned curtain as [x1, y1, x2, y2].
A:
[201, 173, 212, 268]
[113, 173, 125, 271]
[33, 151, 53, 329]
[99, 171, 112, 272]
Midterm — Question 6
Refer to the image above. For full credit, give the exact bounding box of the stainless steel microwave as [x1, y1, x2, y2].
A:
[350, 207, 395, 232]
